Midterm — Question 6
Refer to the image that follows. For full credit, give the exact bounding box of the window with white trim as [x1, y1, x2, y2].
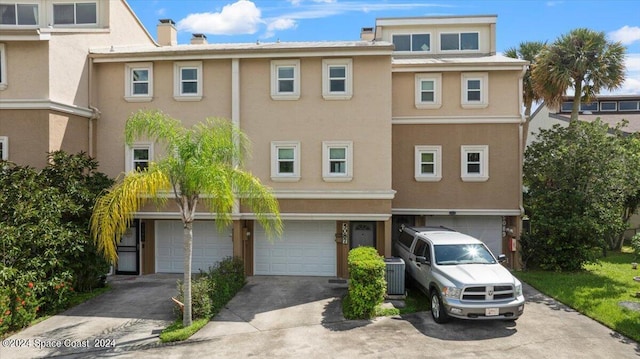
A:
[0, 43, 6, 90]
[173, 61, 202, 101]
[414, 145, 442, 182]
[124, 63, 153, 102]
[461, 72, 488, 109]
[271, 59, 300, 100]
[392, 33, 431, 52]
[415, 73, 442, 109]
[440, 32, 479, 51]
[322, 58, 352, 100]
[125, 143, 153, 172]
[322, 141, 353, 182]
[0, 136, 8, 161]
[0, 3, 38, 25]
[461, 145, 489, 182]
[270, 141, 300, 182]
[53, 2, 97, 25]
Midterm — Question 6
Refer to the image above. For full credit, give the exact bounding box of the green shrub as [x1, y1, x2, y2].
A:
[343, 247, 386, 319]
[631, 233, 640, 260]
[174, 257, 246, 321]
[175, 277, 212, 320]
[203, 257, 246, 313]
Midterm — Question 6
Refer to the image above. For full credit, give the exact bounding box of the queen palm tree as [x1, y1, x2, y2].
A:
[504, 40, 546, 148]
[90, 109, 281, 327]
[531, 28, 626, 122]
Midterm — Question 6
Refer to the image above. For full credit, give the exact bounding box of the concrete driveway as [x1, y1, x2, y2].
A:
[2, 275, 639, 358]
[0, 274, 180, 359]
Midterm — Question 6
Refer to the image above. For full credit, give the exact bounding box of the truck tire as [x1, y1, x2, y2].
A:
[430, 290, 451, 324]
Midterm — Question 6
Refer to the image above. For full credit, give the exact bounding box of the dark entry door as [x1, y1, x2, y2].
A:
[350, 221, 376, 249]
[116, 219, 139, 274]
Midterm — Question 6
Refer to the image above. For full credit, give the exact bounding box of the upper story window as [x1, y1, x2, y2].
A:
[271, 59, 300, 100]
[0, 3, 38, 25]
[619, 101, 639, 111]
[440, 32, 479, 51]
[124, 63, 153, 102]
[0, 43, 6, 90]
[270, 141, 301, 182]
[414, 145, 442, 182]
[125, 143, 153, 172]
[392, 33, 431, 52]
[53, 2, 97, 25]
[461, 145, 489, 182]
[600, 101, 617, 112]
[415, 73, 442, 109]
[322, 141, 353, 182]
[322, 58, 352, 100]
[461, 72, 488, 109]
[0, 136, 8, 161]
[173, 61, 202, 101]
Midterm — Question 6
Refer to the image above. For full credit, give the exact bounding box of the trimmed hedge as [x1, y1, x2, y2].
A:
[343, 247, 386, 319]
[175, 256, 246, 320]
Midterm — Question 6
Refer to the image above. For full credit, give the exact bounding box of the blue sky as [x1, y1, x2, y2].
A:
[126, 0, 640, 94]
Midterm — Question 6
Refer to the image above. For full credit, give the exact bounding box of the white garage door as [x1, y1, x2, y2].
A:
[254, 220, 336, 276]
[425, 216, 503, 257]
[155, 220, 233, 273]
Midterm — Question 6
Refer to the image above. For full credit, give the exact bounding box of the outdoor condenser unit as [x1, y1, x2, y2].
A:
[384, 257, 405, 295]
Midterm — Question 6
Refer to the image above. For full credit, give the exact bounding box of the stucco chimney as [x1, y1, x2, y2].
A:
[157, 19, 177, 46]
[190, 33, 208, 45]
[360, 27, 374, 41]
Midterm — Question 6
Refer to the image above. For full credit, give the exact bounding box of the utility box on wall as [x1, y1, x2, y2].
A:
[384, 257, 405, 295]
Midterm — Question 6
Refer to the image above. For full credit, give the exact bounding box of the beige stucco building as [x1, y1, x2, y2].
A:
[0, 1, 527, 276]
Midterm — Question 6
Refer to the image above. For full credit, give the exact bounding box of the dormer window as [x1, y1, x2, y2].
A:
[53, 2, 97, 25]
[392, 33, 431, 52]
[440, 32, 479, 51]
[0, 3, 38, 25]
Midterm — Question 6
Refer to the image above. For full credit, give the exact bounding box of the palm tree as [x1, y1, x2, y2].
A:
[90, 110, 282, 327]
[504, 41, 546, 147]
[531, 28, 626, 122]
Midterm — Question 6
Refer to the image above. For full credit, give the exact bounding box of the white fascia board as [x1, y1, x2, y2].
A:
[392, 115, 523, 125]
[242, 213, 392, 221]
[0, 99, 93, 118]
[392, 65, 525, 72]
[273, 190, 396, 200]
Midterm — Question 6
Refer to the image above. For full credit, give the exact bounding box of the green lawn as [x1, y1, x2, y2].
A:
[516, 249, 640, 342]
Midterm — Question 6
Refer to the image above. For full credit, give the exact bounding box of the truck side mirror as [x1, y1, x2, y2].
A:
[416, 256, 429, 265]
[498, 254, 507, 263]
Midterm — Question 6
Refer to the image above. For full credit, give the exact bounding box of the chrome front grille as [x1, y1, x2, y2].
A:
[461, 285, 514, 301]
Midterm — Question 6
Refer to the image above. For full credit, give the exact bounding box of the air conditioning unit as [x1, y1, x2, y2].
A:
[384, 257, 405, 295]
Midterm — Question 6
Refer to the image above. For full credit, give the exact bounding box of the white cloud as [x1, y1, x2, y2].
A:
[620, 53, 640, 94]
[156, 8, 166, 16]
[608, 26, 640, 45]
[264, 18, 297, 38]
[176, 0, 262, 35]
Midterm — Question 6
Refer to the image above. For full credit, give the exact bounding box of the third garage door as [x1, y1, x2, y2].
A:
[254, 220, 336, 276]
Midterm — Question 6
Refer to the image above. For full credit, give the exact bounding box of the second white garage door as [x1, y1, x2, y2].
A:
[254, 220, 336, 276]
[155, 220, 233, 273]
[425, 216, 503, 256]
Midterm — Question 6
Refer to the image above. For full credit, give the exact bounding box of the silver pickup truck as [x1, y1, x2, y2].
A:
[393, 225, 525, 323]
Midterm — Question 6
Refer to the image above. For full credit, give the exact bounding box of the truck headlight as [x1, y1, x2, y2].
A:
[515, 284, 523, 297]
[442, 286, 462, 299]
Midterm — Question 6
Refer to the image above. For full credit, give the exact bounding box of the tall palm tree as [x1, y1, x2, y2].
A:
[504, 40, 546, 147]
[90, 110, 282, 327]
[531, 28, 626, 122]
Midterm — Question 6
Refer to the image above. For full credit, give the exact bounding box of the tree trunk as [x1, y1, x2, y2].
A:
[570, 79, 582, 122]
[182, 221, 193, 327]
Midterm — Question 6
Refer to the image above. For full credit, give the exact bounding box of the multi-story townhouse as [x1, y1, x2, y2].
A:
[1, 1, 527, 276]
[375, 16, 527, 264]
[0, 0, 155, 168]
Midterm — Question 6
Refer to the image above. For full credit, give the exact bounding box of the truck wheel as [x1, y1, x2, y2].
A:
[430, 290, 451, 324]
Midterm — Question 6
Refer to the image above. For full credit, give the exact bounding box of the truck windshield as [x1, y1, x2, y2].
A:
[434, 244, 496, 265]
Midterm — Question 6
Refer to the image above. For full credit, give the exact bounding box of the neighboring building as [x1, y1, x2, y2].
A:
[0, 1, 528, 276]
[528, 96, 640, 239]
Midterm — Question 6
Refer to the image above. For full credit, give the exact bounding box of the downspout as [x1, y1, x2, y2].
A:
[88, 56, 100, 158]
[231, 58, 240, 216]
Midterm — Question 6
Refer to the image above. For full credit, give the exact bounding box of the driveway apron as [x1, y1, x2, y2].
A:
[1, 274, 179, 358]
